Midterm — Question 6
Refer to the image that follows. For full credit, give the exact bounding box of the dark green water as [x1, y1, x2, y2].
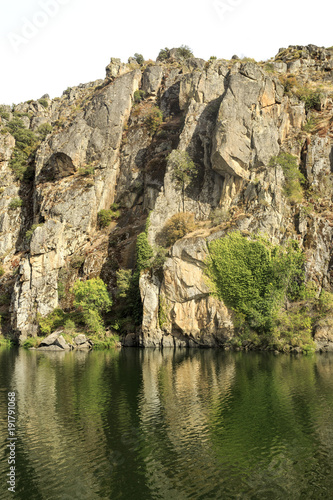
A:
[1, 348, 333, 499]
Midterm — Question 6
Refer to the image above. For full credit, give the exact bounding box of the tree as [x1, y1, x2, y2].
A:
[71, 278, 112, 333]
[168, 150, 197, 211]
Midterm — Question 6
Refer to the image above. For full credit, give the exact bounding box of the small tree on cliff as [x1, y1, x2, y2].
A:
[71, 278, 112, 334]
[168, 150, 197, 211]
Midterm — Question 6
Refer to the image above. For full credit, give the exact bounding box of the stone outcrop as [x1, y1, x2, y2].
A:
[1, 45, 333, 350]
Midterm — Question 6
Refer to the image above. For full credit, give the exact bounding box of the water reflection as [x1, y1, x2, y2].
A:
[0, 348, 333, 499]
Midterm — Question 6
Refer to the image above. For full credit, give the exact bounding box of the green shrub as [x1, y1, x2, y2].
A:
[151, 246, 168, 272]
[37, 123, 52, 140]
[144, 107, 163, 135]
[206, 232, 305, 334]
[159, 295, 168, 329]
[134, 90, 146, 103]
[0, 265, 4, 277]
[7, 117, 39, 181]
[0, 293, 11, 306]
[89, 334, 119, 349]
[158, 212, 195, 247]
[157, 47, 170, 61]
[71, 278, 112, 334]
[9, 198, 23, 210]
[136, 232, 154, 271]
[58, 281, 65, 300]
[78, 165, 94, 177]
[22, 337, 43, 349]
[116, 269, 132, 298]
[269, 152, 305, 203]
[209, 56, 217, 61]
[264, 63, 274, 73]
[38, 98, 48, 108]
[133, 53, 144, 65]
[0, 106, 9, 120]
[64, 319, 76, 333]
[97, 208, 120, 228]
[0, 337, 13, 347]
[168, 150, 197, 210]
[176, 45, 193, 59]
[297, 87, 322, 111]
[38, 308, 67, 335]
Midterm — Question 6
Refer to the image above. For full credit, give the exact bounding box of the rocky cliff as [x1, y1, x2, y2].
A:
[1, 45, 333, 352]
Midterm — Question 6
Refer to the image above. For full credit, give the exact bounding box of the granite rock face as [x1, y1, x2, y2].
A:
[1, 45, 333, 350]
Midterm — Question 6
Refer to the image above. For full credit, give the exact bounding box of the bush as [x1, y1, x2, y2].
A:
[168, 150, 197, 210]
[157, 47, 170, 61]
[133, 53, 144, 65]
[0, 106, 9, 120]
[206, 232, 305, 334]
[37, 123, 52, 140]
[134, 90, 146, 103]
[22, 337, 43, 349]
[116, 269, 132, 298]
[269, 153, 305, 203]
[38, 98, 48, 108]
[296, 87, 322, 111]
[0, 293, 11, 306]
[158, 213, 195, 247]
[0, 265, 4, 277]
[136, 232, 154, 271]
[6, 117, 39, 181]
[97, 208, 120, 228]
[38, 308, 67, 335]
[71, 278, 112, 334]
[176, 45, 193, 59]
[144, 107, 163, 135]
[78, 166, 94, 177]
[9, 198, 23, 210]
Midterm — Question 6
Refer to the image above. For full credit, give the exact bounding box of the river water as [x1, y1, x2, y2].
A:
[0, 347, 333, 499]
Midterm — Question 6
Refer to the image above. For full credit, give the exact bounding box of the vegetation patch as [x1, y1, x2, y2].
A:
[144, 107, 163, 135]
[9, 198, 23, 210]
[97, 205, 120, 228]
[206, 232, 308, 348]
[158, 213, 195, 247]
[269, 153, 305, 203]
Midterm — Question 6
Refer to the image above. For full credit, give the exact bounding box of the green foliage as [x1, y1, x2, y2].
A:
[70, 255, 85, 269]
[176, 45, 193, 59]
[97, 208, 120, 228]
[134, 90, 146, 103]
[144, 107, 163, 134]
[0, 265, 4, 277]
[78, 165, 94, 176]
[269, 153, 305, 203]
[116, 269, 132, 298]
[169, 150, 197, 188]
[157, 47, 170, 61]
[159, 295, 168, 329]
[6, 117, 39, 181]
[58, 281, 65, 301]
[38, 308, 67, 335]
[71, 278, 112, 334]
[150, 246, 168, 272]
[0, 293, 11, 306]
[38, 98, 48, 108]
[133, 53, 144, 65]
[0, 337, 13, 347]
[25, 224, 42, 241]
[271, 306, 315, 352]
[297, 87, 322, 111]
[209, 56, 217, 61]
[318, 290, 333, 314]
[89, 334, 119, 349]
[136, 232, 154, 271]
[206, 232, 305, 334]
[9, 198, 23, 210]
[37, 123, 52, 140]
[22, 337, 43, 349]
[0, 106, 9, 120]
[158, 213, 195, 247]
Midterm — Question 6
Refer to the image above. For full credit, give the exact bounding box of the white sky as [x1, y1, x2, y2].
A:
[1, 0, 332, 105]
